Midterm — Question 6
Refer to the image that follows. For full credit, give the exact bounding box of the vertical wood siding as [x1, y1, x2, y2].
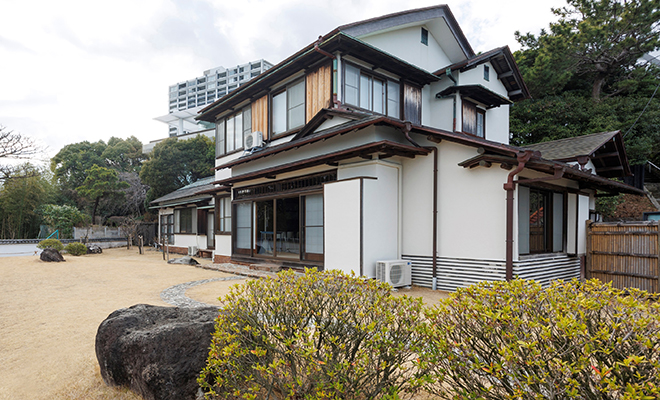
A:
[586, 221, 659, 293]
[305, 64, 332, 123]
[252, 95, 268, 137]
[403, 84, 421, 125]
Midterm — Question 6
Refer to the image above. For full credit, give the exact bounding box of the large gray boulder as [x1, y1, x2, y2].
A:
[95, 304, 219, 400]
[86, 244, 103, 254]
[40, 248, 65, 262]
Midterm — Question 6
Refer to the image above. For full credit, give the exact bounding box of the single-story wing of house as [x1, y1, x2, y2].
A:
[151, 5, 644, 290]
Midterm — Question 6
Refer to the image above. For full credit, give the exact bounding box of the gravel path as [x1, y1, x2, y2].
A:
[160, 276, 246, 307]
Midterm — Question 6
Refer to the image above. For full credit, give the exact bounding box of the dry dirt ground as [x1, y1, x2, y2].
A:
[0, 247, 448, 400]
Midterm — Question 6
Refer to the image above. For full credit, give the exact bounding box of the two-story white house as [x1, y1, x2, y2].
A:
[152, 5, 642, 290]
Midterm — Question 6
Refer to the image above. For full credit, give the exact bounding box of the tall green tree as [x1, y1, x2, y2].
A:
[0, 164, 54, 239]
[76, 165, 129, 224]
[102, 136, 146, 173]
[51, 140, 107, 192]
[515, 0, 660, 100]
[140, 135, 215, 205]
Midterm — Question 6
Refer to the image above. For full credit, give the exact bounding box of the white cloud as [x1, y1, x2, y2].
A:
[0, 0, 565, 159]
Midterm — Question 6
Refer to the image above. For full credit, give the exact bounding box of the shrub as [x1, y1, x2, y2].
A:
[37, 239, 64, 251]
[420, 279, 660, 399]
[64, 242, 87, 256]
[199, 269, 427, 400]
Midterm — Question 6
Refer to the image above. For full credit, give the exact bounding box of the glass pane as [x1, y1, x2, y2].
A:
[226, 116, 235, 152]
[553, 193, 564, 252]
[215, 119, 225, 155]
[476, 112, 485, 138]
[276, 197, 300, 259]
[288, 81, 305, 108]
[207, 213, 214, 248]
[234, 113, 243, 149]
[288, 104, 305, 130]
[235, 203, 251, 249]
[243, 107, 252, 137]
[256, 200, 274, 255]
[360, 75, 371, 110]
[344, 64, 359, 106]
[529, 190, 546, 253]
[373, 79, 384, 114]
[272, 91, 286, 134]
[305, 194, 323, 255]
[387, 81, 400, 118]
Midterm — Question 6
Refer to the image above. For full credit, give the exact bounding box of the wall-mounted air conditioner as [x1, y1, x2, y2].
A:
[376, 260, 412, 288]
[245, 131, 264, 150]
[187, 246, 198, 256]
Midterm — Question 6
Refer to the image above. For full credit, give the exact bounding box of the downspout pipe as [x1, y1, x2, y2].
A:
[504, 150, 533, 281]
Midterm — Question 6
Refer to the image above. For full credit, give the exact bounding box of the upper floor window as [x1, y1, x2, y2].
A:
[343, 63, 400, 118]
[462, 100, 485, 138]
[216, 106, 252, 156]
[484, 65, 490, 81]
[272, 79, 305, 136]
[421, 27, 429, 46]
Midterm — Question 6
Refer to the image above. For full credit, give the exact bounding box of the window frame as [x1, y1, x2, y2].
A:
[175, 207, 195, 234]
[215, 105, 252, 157]
[342, 61, 401, 119]
[215, 196, 232, 235]
[270, 78, 306, 138]
[421, 27, 429, 46]
[518, 185, 566, 256]
[461, 99, 486, 138]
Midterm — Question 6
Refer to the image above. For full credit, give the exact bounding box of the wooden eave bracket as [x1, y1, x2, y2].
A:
[516, 165, 565, 185]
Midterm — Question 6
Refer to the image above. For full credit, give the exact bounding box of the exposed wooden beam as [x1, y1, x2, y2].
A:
[498, 71, 513, 79]
[597, 166, 624, 172]
[508, 89, 522, 97]
[592, 152, 620, 159]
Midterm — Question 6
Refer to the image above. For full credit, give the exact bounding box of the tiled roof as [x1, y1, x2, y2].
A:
[521, 131, 619, 161]
[150, 176, 215, 205]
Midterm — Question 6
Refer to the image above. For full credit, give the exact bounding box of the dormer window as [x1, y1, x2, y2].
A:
[421, 27, 428, 46]
[484, 65, 490, 81]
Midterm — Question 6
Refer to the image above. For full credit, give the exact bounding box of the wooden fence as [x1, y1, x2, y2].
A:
[586, 221, 659, 293]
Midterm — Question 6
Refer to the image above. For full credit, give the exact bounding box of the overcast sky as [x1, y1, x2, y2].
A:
[0, 0, 566, 162]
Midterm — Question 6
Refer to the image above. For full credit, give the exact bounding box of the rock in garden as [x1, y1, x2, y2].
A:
[87, 244, 103, 254]
[40, 248, 65, 262]
[95, 304, 219, 400]
[167, 256, 199, 265]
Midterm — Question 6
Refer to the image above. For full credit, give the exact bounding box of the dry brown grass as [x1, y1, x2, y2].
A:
[50, 357, 142, 400]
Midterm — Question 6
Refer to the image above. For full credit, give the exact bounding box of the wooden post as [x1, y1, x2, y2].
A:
[138, 235, 143, 255]
[127, 234, 131, 250]
[162, 235, 165, 261]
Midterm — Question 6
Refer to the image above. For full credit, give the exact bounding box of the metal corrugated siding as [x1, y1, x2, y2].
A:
[403, 254, 580, 291]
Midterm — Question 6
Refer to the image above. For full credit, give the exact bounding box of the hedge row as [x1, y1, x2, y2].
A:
[199, 270, 660, 400]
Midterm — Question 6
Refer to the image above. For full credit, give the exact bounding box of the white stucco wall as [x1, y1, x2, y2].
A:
[359, 26, 452, 73]
[338, 161, 400, 278]
[324, 179, 362, 275]
[436, 141, 509, 260]
[427, 79, 457, 132]
[401, 153, 434, 256]
[214, 235, 231, 257]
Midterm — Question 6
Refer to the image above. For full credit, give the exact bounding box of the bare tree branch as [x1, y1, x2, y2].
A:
[0, 125, 40, 159]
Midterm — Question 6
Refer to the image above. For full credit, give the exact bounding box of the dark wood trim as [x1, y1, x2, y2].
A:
[360, 178, 364, 276]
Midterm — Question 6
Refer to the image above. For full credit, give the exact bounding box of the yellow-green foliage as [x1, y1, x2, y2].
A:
[37, 238, 64, 251]
[64, 242, 87, 256]
[199, 269, 426, 400]
[420, 279, 660, 399]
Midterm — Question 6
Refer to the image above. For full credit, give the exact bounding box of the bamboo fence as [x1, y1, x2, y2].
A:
[586, 221, 659, 293]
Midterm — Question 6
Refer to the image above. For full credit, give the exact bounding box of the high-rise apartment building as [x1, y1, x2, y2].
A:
[158, 59, 273, 138]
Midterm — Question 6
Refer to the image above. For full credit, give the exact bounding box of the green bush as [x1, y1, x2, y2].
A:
[199, 269, 426, 400]
[64, 242, 87, 256]
[420, 279, 660, 399]
[36, 239, 64, 251]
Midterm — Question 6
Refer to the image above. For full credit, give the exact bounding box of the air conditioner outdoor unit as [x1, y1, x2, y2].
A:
[187, 246, 198, 256]
[376, 260, 412, 288]
[245, 131, 264, 150]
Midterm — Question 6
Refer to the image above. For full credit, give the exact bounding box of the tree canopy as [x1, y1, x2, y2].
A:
[140, 135, 215, 205]
[515, 0, 660, 100]
[512, 0, 660, 166]
[76, 165, 129, 223]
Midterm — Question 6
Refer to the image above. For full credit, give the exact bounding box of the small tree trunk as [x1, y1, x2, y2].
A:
[92, 196, 100, 225]
[592, 75, 606, 102]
